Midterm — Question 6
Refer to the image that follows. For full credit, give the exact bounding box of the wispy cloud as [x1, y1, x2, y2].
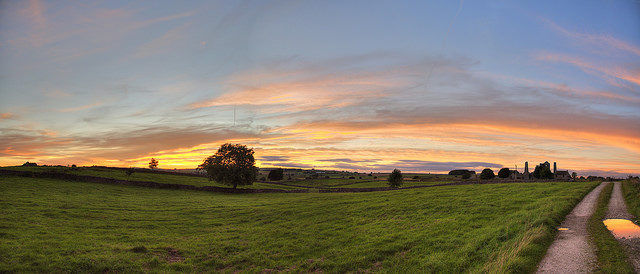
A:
[188, 54, 451, 112]
[58, 102, 104, 113]
[535, 52, 640, 88]
[3, 5, 196, 66]
[21, 0, 46, 27]
[45, 89, 71, 98]
[133, 22, 191, 58]
[541, 17, 640, 57]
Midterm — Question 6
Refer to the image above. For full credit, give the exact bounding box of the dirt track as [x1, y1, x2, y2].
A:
[536, 182, 607, 273]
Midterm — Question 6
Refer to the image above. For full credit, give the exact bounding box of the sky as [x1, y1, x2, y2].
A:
[1, 0, 639, 177]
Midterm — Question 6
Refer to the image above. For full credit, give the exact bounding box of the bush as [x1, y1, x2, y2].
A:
[461, 172, 472, 179]
[22, 162, 37, 167]
[388, 169, 403, 188]
[449, 169, 471, 176]
[267, 168, 284, 181]
[198, 143, 258, 189]
[498, 168, 510, 179]
[125, 168, 135, 177]
[480, 169, 495, 180]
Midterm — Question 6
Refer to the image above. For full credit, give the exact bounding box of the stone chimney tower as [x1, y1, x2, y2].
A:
[524, 161, 529, 179]
[553, 162, 557, 173]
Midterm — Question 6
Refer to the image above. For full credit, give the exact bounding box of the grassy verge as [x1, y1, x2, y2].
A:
[621, 180, 640, 223]
[588, 183, 635, 273]
[0, 176, 597, 272]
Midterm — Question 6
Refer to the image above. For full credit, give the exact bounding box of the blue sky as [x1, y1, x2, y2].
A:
[1, 0, 639, 176]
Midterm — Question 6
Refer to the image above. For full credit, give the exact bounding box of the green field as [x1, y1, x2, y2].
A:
[1, 166, 304, 190]
[2, 166, 456, 190]
[0, 174, 597, 272]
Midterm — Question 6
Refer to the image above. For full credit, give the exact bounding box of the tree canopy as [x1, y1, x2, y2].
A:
[480, 168, 495, 180]
[497, 168, 511, 179]
[148, 158, 158, 169]
[198, 143, 258, 188]
[532, 162, 554, 179]
[387, 169, 403, 188]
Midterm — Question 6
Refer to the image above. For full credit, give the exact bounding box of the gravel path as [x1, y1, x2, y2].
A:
[605, 182, 634, 219]
[536, 182, 608, 273]
[605, 181, 640, 271]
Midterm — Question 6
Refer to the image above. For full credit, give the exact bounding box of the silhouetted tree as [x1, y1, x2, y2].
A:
[22, 162, 37, 167]
[148, 158, 158, 169]
[268, 168, 284, 181]
[198, 143, 258, 189]
[388, 169, 403, 188]
[480, 168, 495, 180]
[498, 168, 511, 179]
[532, 162, 554, 179]
[572, 172, 577, 179]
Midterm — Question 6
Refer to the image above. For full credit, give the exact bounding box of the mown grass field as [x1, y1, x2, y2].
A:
[0, 174, 597, 272]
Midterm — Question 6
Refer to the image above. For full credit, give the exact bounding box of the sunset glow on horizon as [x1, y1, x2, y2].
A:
[1, 1, 639, 177]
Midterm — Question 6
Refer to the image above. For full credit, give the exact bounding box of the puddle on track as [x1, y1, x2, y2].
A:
[603, 219, 640, 239]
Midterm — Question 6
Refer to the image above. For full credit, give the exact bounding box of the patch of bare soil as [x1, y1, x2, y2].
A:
[165, 248, 185, 263]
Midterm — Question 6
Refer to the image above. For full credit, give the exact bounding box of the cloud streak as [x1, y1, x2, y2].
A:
[535, 52, 640, 88]
[541, 17, 640, 57]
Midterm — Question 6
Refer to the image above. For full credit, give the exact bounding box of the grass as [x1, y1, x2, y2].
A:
[278, 178, 376, 188]
[336, 180, 456, 188]
[621, 179, 640, 223]
[588, 182, 635, 273]
[2, 166, 456, 190]
[1, 166, 304, 190]
[0, 175, 596, 272]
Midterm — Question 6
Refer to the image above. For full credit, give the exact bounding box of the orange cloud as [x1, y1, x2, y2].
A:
[190, 75, 404, 112]
[0, 113, 14, 120]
